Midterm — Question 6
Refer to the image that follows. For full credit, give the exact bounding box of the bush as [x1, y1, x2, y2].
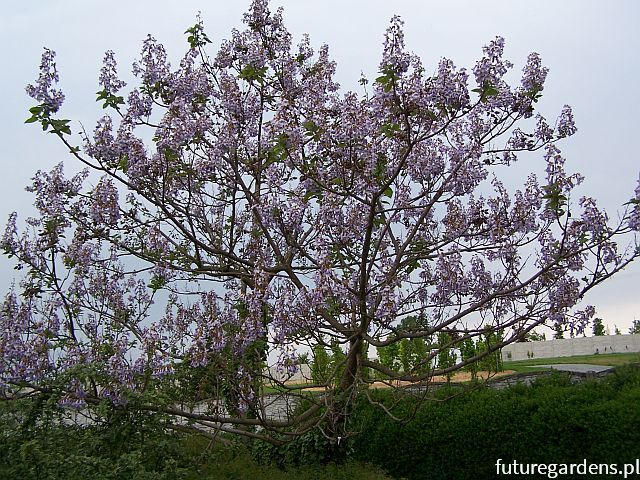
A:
[0, 400, 193, 480]
[0, 398, 393, 480]
[351, 366, 640, 480]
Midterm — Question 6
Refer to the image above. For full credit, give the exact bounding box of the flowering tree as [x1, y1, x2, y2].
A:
[2, 0, 639, 445]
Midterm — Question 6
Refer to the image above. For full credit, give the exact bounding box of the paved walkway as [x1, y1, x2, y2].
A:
[531, 364, 615, 373]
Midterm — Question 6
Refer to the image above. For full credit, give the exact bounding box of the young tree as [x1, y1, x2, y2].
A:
[554, 323, 565, 339]
[2, 0, 639, 445]
[524, 330, 546, 342]
[436, 333, 456, 383]
[377, 342, 400, 376]
[460, 337, 479, 381]
[476, 330, 504, 375]
[311, 344, 331, 384]
[592, 318, 605, 336]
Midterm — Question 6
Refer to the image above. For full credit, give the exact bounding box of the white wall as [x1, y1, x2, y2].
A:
[501, 334, 640, 362]
[266, 364, 312, 384]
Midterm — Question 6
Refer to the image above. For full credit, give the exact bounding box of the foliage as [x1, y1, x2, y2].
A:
[311, 343, 332, 384]
[2, 0, 639, 444]
[476, 330, 504, 374]
[554, 323, 565, 339]
[0, 399, 191, 480]
[251, 429, 338, 468]
[436, 332, 456, 382]
[459, 337, 479, 380]
[630, 319, 640, 335]
[351, 365, 640, 480]
[523, 330, 546, 342]
[377, 342, 401, 376]
[377, 318, 431, 378]
[592, 317, 605, 336]
[0, 400, 392, 480]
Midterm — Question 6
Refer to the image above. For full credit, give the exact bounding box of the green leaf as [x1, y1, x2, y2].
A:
[380, 122, 400, 138]
[302, 120, 323, 141]
[375, 65, 398, 92]
[382, 186, 393, 198]
[406, 259, 421, 274]
[118, 155, 129, 173]
[48, 118, 72, 135]
[473, 83, 500, 102]
[374, 154, 388, 181]
[239, 64, 268, 84]
[484, 85, 499, 97]
[185, 24, 212, 48]
[148, 275, 167, 292]
[542, 184, 568, 217]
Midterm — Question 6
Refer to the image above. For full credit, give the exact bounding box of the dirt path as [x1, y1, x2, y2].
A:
[299, 370, 516, 392]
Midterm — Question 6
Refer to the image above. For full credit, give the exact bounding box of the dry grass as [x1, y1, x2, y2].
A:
[299, 369, 516, 392]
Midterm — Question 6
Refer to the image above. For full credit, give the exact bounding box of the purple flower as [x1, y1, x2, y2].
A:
[628, 175, 640, 231]
[556, 105, 577, 138]
[25, 48, 65, 112]
[99, 50, 126, 95]
[473, 36, 512, 88]
[521, 52, 548, 94]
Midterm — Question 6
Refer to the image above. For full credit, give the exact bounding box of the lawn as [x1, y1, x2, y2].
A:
[503, 351, 640, 372]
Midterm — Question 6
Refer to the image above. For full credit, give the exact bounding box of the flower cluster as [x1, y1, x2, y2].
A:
[25, 48, 65, 112]
[99, 50, 126, 95]
[473, 36, 513, 88]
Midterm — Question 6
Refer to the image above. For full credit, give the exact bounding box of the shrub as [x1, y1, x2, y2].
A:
[351, 366, 640, 480]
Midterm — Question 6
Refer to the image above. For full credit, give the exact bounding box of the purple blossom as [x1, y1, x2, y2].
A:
[629, 176, 640, 231]
[556, 105, 577, 138]
[534, 114, 554, 143]
[473, 36, 512, 88]
[25, 48, 65, 112]
[521, 52, 548, 94]
[432, 58, 470, 108]
[132, 35, 170, 86]
[90, 177, 120, 226]
[99, 50, 126, 95]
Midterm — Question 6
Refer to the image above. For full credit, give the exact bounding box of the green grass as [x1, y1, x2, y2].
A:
[504, 352, 640, 372]
[179, 436, 394, 480]
[260, 382, 314, 395]
[190, 451, 394, 480]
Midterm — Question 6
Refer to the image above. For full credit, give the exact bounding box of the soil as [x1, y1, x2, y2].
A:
[298, 370, 516, 392]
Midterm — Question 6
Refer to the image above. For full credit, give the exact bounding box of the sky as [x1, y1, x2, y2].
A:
[0, 0, 639, 334]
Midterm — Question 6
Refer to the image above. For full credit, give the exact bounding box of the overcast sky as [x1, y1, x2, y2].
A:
[1, 0, 638, 333]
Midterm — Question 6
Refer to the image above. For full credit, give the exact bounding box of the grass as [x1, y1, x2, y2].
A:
[504, 352, 640, 372]
[180, 437, 394, 480]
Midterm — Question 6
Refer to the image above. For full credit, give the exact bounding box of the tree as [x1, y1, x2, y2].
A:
[592, 318, 605, 336]
[460, 337, 479, 381]
[2, 0, 639, 446]
[311, 344, 331, 384]
[525, 330, 546, 342]
[630, 319, 640, 335]
[554, 323, 565, 339]
[436, 332, 456, 383]
[477, 330, 504, 375]
[377, 342, 401, 377]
